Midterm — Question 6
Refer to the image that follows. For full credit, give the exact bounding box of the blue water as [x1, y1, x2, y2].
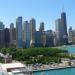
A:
[33, 46, 75, 75]
[59, 46, 75, 54]
[33, 68, 75, 75]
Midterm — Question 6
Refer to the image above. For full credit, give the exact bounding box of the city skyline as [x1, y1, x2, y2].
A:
[0, 0, 75, 30]
[0, 11, 75, 48]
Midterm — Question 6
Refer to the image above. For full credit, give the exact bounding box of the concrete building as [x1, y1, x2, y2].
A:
[30, 18, 36, 47]
[0, 22, 5, 48]
[4, 28, 10, 48]
[39, 22, 44, 32]
[0, 22, 4, 29]
[16, 17, 23, 48]
[35, 31, 41, 47]
[45, 30, 54, 47]
[39, 22, 46, 47]
[0, 30, 4, 47]
[68, 26, 73, 44]
[55, 18, 63, 45]
[23, 21, 30, 48]
[10, 23, 16, 47]
[71, 29, 75, 44]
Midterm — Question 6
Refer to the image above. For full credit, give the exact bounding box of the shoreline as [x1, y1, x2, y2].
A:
[33, 65, 75, 72]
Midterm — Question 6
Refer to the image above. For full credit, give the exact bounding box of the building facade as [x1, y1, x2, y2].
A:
[16, 17, 23, 48]
[23, 21, 30, 48]
[55, 18, 63, 45]
[30, 18, 36, 47]
[4, 28, 10, 48]
[61, 12, 68, 45]
[45, 30, 54, 47]
[55, 12, 68, 45]
[0, 22, 5, 48]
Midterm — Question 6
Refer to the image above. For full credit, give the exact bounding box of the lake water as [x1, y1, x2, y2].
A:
[33, 46, 75, 75]
[33, 68, 75, 75]
[58, 46, 75, 54]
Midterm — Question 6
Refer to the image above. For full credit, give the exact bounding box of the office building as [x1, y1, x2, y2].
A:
[55, 18, 63, 45]
[35, 31, 41, 47]
[10, 23, 15, 47]
[68, 26, 73, 44]
[45, 30, 54, 47]
[23, 21, 30, 48]
[0, 30, 4, 48]
[39, 22, 46, 47]
[16, 17, 23, 48]
[55, 12, 68, 45]
[0, 22, 4, 29]
[61, 12, 68, 44]
[0, 22, 5, 48]
[30, 18, 36, 47]
[39, 22, 44, 32]
[4, 28, 10, 48]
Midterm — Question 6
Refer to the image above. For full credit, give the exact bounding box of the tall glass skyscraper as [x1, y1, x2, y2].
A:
[23, 21, 30, 48]
[16, 17, 23, 48]
[55, 12, 68, 45]
[61, 12, 68, 44]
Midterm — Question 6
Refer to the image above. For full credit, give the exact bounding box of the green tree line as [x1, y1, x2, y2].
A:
[0, 47, 68, 64]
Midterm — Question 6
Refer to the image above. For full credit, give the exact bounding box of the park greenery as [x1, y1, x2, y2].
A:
[0, 47, 69, 64]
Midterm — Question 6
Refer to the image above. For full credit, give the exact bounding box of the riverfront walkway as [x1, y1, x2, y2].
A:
[28, 58, 75, 71]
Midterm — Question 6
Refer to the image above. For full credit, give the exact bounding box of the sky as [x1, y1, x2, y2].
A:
[0, 0, 75, 30]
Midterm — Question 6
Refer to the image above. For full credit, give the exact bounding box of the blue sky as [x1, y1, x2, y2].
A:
[0, 0, 75, 30]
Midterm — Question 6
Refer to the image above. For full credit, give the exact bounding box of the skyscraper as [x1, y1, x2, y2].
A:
[23, 21, 30, 48]
[61, 12, 68, 44]
[10, 23, 14, 46]
[55, 19, 63, 45]
[39, 22, 46, 47]
[55, 12, 68, 45]
[30, 18, 36, 47]
[0, 22, 5, 48]
[0, 22, 4, 29]
[16, 17, 23, 48]
[4, 28, 10, 48]
[39, 22, 44, 32]
[10, 23, 16, 47]
[0, 30, 4, 47]
[45, 30, 54, 47]
[35, 31, 41, 47]
[68, 26, 73, 44]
